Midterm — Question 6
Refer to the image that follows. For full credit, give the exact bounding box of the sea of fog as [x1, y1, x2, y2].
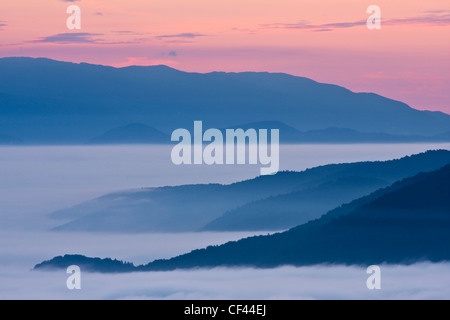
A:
[1, 143, 450, 299]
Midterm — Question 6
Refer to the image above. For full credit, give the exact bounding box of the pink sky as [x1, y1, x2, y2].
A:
[1, 0, 450, 113]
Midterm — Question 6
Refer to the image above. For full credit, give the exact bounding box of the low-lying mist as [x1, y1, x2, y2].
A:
[1, 144, 450, 299]
[3, 263, 450, 299]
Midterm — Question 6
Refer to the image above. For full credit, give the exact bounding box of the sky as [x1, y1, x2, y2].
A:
[0, 0, 449, 113]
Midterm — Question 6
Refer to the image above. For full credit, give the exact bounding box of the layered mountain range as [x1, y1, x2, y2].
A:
[1, 57, 450, 144]
[36, 160, 450, 272]
[50, 150, 450, 233]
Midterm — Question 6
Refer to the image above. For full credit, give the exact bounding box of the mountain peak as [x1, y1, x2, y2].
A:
[88, 123, 169, 144]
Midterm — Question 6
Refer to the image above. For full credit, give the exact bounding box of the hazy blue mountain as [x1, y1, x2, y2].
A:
[2, 57, 450, 144]
[51, 150, 450, 232]
[0, 133, 22, 145]
[219, 122, 450, 143]
[88, 123, 169, 144]
[204, 149, 450, 231]
[87, 121, 450, 144]
[51, 181, 304, 232]
[220, 121, 303, 143]
[84, 120, 450, 145]
[144, 164, 450, 270]
[35, 164, 450, 272]
[433, 131, 450, 141]
[202, 176, 388, 231]
[290, 127, 445, 143]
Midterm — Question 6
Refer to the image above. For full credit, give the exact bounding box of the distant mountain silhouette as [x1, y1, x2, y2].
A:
[220, 121, 304, 143]
[88, 123, 169, 144]
[51, 181, 313, 232]
[286, 127, 450, 143]
[0, 133, 22, 145]
[6, 120, 450, 144]
[84, 121, 450, 145]
[433, 131, 450, 141]
[52, 150, 450, 232]
[2, 57, 450, 144]
[35, 164, 450, 272]
[34, 254, 135, 273]
[219, 122, 450, 143]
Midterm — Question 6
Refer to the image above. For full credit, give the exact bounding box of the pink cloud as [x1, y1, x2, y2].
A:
[264, 11, 450, 32]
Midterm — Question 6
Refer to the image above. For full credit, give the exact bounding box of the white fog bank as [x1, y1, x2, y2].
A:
[2, 263, 450, 300]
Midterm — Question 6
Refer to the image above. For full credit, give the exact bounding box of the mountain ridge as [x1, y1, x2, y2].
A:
[88, 123, 169, 144]
[2, 57, 450, 144]
[140, 163, 450, 270]
[51, 150, 450, 233]
[35, 163, 450, 272]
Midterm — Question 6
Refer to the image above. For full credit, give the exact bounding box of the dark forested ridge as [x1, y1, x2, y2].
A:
[34, 254, 135, 273]
[144, 164, 450, 270]
[36, 162, 450, 272]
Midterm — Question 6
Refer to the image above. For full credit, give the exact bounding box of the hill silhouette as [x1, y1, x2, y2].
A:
[34, 254, 135, 273]
[51, 150, 450, 232]
[218, 122, 450, 143]
[88, 123, 169, 144]
[2, 57, 450, 144]
[35, 164, 450, 272]
[146, 164, 450, 270]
